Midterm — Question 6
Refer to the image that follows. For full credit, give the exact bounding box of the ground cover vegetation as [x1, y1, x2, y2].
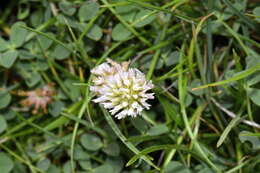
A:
[0, 0, 260, 172]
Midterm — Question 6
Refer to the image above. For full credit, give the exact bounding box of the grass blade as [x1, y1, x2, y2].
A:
[101, 107, 160, 171]
[217, 115, 242, 148]
[192, 62, 260, 90]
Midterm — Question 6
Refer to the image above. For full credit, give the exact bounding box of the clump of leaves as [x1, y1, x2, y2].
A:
[0, 0, 259, 173]
[18, 83, 55, 114]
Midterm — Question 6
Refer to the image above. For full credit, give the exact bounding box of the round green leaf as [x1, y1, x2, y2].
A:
[239, 131, 260, 150]
[30, 11, 43, 28]
[25, 71, 42, 87]
[115, 5, 137, 23]
[48, 100, 65, 117]
[18, 3, 30, 20]
[185, 93, 193, 107]
[52, 45, 70, 60]
[106, 157, 123, 173]
[0, 90, 11, 109]
[78, 2, 99, 22]
[12, 161, 27, 173]
[0, 50, 18, 68]
[36, 158, 51, 171]
[80, 134, 103, 151]
[59, 1, 76, 16]
[3, 110, 16, 121]
[18, 50, 35, 60]
[247, 88, 260, 106]
[93, 164, 113, 173]
[165, 161, 191, 173]
[79, 160, 91, 171]
[167, 51, 180, 66]
[131, 117, 149, 132]
[10, 22, 27, 48]
[189, 79, 204, 96]
[0, 116, 7, 134]
[130, 170, 142, 173]
[74, 145, 89, 160]
[247, 71, 260, 86]
[253, 7, 260, 22]
[133, 9, 156, 28]
[56, 14, 78, 28]
[147, 124, 168, 136]
[37, 33, 54, 50]
[64, 79, 81, 101]
[0, 37, 8, 52]
[197, 167, 215, 173]
[112, 24, 132, 41]
[47, 165, 60, 173]
[0, 152, 14, 173]
[62, 161, 73, 173]
[102, 142, 120, 156]
[87, 25, 103, 41]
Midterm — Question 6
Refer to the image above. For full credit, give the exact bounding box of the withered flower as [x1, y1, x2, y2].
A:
[19, 84, 55, 114]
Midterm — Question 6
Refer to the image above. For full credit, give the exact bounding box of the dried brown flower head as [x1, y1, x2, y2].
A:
[19, 84, 55, 114]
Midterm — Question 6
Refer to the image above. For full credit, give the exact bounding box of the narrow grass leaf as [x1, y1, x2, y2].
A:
[192, 62, 260, 90]
[157, 95, 182, 126]
[126, 144, 203, 167]
[21, 25, 74, 54]
[217, 115, 241, 148]
[101, 107, 160, 170]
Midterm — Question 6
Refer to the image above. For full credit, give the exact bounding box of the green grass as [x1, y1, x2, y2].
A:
[0, 0, 260, 173]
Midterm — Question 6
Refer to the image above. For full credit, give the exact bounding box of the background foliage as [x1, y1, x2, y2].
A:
[0, 0, 260, 173]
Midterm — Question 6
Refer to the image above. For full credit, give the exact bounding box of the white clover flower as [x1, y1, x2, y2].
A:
[90, 59, 154, 119]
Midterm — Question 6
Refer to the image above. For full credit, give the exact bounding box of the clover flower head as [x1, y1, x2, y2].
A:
[20, 84, 55, 114]
[90, 59, 154, 119]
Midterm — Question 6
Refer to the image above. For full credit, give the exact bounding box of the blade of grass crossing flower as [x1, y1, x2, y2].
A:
[101, 107, 160, 170]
